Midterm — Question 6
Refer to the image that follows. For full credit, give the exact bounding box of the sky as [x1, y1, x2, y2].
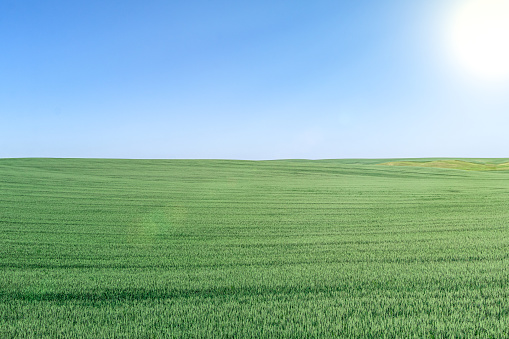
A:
[2, 0, 509, 159]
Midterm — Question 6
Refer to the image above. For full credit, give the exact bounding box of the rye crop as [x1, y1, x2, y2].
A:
[1, 158, 509, 337]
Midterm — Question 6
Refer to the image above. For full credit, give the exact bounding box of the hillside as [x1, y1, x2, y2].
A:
[1, 158, 509, 337]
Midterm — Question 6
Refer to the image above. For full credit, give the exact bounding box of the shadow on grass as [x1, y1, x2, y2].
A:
[1, 285, 343, 302]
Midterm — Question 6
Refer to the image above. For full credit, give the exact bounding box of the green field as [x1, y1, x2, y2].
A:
[2, 158, 509, 337]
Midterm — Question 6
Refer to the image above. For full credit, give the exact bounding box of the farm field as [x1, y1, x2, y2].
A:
[1, 158, 509, 337]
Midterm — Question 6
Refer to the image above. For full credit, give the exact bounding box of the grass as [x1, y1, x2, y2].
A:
[1, 158, 509, 337]
[380, 159, 509, 171]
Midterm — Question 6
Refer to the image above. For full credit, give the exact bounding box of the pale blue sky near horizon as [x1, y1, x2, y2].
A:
[2, 0, 509, 159]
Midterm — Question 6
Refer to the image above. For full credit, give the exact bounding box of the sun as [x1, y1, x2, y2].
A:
[447, 0, 509, 82]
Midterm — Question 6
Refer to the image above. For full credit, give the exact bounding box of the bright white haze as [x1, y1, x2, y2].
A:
[447, 0, 509, 83]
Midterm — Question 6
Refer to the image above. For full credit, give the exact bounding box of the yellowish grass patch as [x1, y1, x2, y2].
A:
[379, 160, 509, 171]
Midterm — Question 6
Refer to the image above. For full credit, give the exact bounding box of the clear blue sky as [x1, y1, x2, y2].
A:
[2, 0, 509, 159]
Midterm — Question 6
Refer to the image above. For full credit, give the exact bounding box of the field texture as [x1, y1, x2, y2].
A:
[1, 158, 509, 337]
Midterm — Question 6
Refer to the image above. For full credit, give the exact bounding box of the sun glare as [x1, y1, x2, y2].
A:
[447, 0, 509, 82]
